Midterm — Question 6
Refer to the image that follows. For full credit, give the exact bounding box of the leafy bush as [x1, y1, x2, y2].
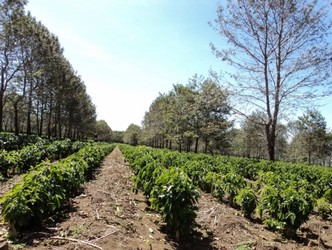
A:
[0, 143, 114, 234]
[0, 133, 44, 151]
[133, 161, 164, 196]
[222, 172, 246, 206]
[120, 144, 332, 240]
[314, 189, 332, 219]
[202, 172, 224, 200]
[315, 198, 332, 220]
[120, 144, 200, 240]
[0, 139, 86, 177]
[235, 187, 257, 218]
[0, 150, 18, 178]
[257, 185, 314, 237]
[150, 168, 200, 240]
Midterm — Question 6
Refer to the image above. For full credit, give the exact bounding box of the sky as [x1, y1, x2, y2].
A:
[25, 0, 332, 131]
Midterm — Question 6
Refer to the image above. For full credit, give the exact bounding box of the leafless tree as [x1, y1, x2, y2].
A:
[210, 0, 332, 160]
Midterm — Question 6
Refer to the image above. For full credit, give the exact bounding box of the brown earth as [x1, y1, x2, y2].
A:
[1, 146, 331, 250]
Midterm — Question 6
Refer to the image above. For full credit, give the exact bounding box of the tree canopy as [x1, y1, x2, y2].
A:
[141, 76, 232, 153]
[0, 0, 101, 139]
[210, 0, 332, 160]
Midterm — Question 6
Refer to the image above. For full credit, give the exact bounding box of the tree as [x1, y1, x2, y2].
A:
[0, 0, 27, 131]
[123, 124, 141, 146]
[95, 120, 112, 142]
[111, 130, 124, 143]
[234, 111, 287, 159]
[240, 111, 267, 158]
[141, 93, 173, 148]
[292, 109, 329, 164]
[195, 79, 231, 153]
[142, 76, 231, 153]
[211, 0, 332, 160]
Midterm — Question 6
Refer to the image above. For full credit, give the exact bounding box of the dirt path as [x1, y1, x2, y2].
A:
[2, 146, 332, 250]
[22, 146, 174, 250]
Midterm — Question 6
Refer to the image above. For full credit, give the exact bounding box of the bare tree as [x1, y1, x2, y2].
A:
[210, 0, 331, 160]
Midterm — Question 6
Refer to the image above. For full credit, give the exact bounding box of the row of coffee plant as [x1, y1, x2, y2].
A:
[120, 145, 332, 238]
[119, 144, 200, 241]
[0, 143, 115, 235]
[0, 132, 43, 151]
[0, 139, 86, 178]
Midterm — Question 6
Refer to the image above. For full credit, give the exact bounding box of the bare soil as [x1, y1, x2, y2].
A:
[1, 146, 331, 250]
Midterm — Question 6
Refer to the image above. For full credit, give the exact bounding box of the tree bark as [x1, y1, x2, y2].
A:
[0, 91, 4, 132]
[194, 137, 199, 153]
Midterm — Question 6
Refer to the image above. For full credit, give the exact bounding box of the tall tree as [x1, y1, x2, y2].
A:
[124, 124, 141, 146]
[142, 93, 173, 148]
[0, 0, 27, 131]
[142, 76, 231, 153]
[293, 109, 329, 164]
[94, 120, 112, 142]
[234, 110, 287, 159]
[210, 0, 332, 160]
[195, 79, 231, 153]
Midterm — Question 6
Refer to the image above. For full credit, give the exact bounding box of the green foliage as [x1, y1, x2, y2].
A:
[0, 143, 114, 234]
[293, 109, 329, 163]
[0, 150, 18, 177]
[315, 189, 332, 220]
[315, 198, 332, 220]
[0, 133, 43, 151]
[120, 144, 200, 240]
[182, 160, 209, 188]
[133, 162, 164, 196]
[236, 241, 256, 250]
[235, 187, 257, 218]
[202, 172, 224, 200]
[141, 77, 231, 153]
[222, 172, 246, 205]
[123, 124, 141, 146]
[150, 168, 199, 239]
[120, 144, 332, 240]
[95, 120, 112, 142]
[0, 138, 86, 177]
[257, 185, 314, 237]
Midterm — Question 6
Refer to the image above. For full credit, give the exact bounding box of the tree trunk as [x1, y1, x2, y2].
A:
[265, 122, 276, 161]
[194, 137, 199, 153]
[0, 91, 4, 132]
[14, 100, 19, 135]
[39, 104, 44, 136]
[26, 90, 33, 135]
[47, 101, 53, 139]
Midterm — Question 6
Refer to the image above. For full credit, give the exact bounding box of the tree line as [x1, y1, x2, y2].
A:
[123, 0, 331, 165]
[122, 76, 332, 166]
[0, 0, 112, 139]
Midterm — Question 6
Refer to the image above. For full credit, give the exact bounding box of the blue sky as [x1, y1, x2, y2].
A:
[26, 0, 331, 131]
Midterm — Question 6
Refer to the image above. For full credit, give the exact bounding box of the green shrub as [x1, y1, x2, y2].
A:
[150, 168, 200, 240]
[257, 185, 314, 237]
[0, 144, 114, 234]
[222, 172, 246, 206]
[315, 198, 332, 220]
[235, 187, 257, 218]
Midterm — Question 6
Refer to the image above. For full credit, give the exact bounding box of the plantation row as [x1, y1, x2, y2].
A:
[0, 143, 115, 235]
[0, 138, 87, 179]
[0, 132, 43, 151]
[119, 144, 199, 241]
[119, 145, 332, 239]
